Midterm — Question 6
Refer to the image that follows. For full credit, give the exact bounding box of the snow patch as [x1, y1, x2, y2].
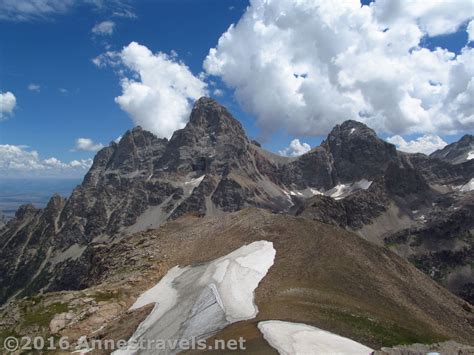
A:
[215, 241, 275, 321]
[130, 266, 186, 312]
[325, 179, 372, 200]
[349, 128, 356, 135]
[355, 179, 372, 190]
[184, 175, 205, 186]
[460, 178, 474, 192]
[282, 190, 295, 206]
[181, 174, 206, 197]
[416, 215, 427, 223]
[212, 259, 229, 283]
[327, 184, 348, 199]
[467, 151, 474, 161]
[258, 320, 373, 355]
[114, 241, 275, 354]
[283, 187, 322, 200]
[309, 188, 323, 196]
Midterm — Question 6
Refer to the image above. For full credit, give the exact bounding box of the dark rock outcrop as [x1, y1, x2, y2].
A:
[297, 179, 389, 229]
[322, 120, 399, 182]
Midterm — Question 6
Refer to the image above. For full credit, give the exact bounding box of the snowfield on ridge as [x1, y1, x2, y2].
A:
[114, 240, 275, 354]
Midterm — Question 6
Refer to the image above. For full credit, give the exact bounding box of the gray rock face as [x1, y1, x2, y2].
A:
[430, 134, 474, 165]
[297, 179, 389, 229]
[157, 97, 250, 175]
[406, 152, 473, 186]
[322, 120, 399, 182]
[298, 149, 473, 303]
[385, 194, 474, 303]
[0, 97, 472, 305]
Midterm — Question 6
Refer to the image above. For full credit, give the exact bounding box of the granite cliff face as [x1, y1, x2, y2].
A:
[0, 97, 472, 306]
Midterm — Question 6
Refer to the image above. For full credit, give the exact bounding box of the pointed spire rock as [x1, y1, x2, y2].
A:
[187, 97, 247, 139]
[161, 97, 250, 173]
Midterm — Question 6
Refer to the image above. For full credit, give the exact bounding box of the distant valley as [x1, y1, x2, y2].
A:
[0, 178, 81, 219]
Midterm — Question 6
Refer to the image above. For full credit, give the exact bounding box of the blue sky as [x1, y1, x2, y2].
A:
[0, 0, 251, 163]
[0, 0, 473, 178]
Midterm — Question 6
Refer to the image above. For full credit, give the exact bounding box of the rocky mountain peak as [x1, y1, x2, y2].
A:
[430, 133, 474, 164]
[117, 125, 166, 151]
[114, 126, 167, 164]
[322, 120, 398, 182]
[45, 193, 64, 209]
[187, 96, 247, 140]
[14, 204, 38, 220]
[459, 134, 474, 144]
[82, 126, 168, 187]
[160, 97, 250, 173]
[324, 120, 379, 145]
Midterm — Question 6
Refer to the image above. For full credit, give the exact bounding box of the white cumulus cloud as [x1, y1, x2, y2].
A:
[204, 0, 474, 137]
[372, 0, 474, 37]
[27, 83, 41, 92]
[386, 134, 448, 154]
[0, 91, 17, 120]
[279, 139, 311, 157]
[74, 137, 104, 152]
[0, 144, 92, 178]
[96, 41, 208, 138]
[92, 20, 115, 35]
[468, 20, 474, 43]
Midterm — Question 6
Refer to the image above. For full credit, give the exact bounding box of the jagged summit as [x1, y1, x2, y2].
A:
[14, 204, 38, 220]
[84, 124, 168, 186]
[321, 119, 398, 182]
[0, 98, 472, 306]
[328, 119, 377, 138]
[430, 133, 474, 165]
[191, 96, 227, 116]
[188, 96, 247, 138]
[459, 134, 474, 143]
[158, 97, 250, 174]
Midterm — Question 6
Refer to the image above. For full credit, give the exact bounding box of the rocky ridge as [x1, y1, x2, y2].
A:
[430, 134, 474, 165]
[0, 97, 472, 306]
